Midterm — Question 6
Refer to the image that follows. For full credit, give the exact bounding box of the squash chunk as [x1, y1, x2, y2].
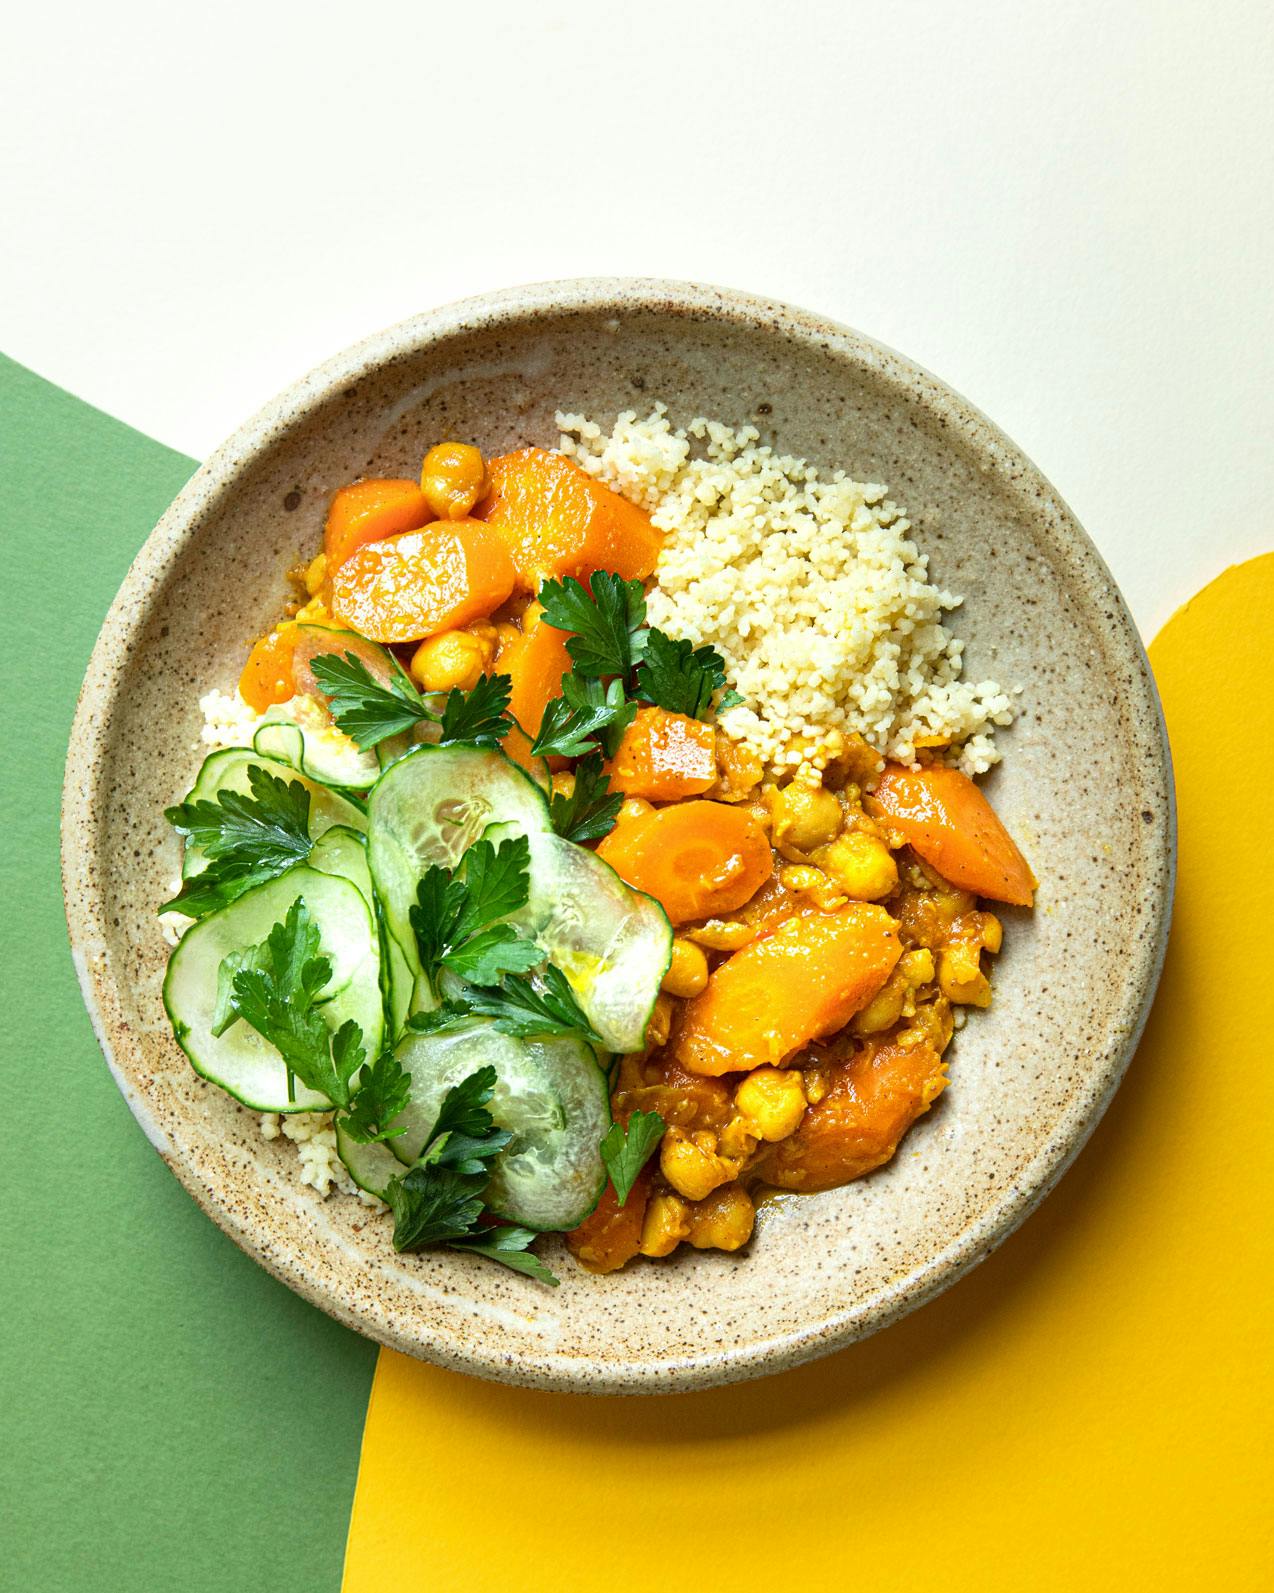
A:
[329, 521, 515, 644]
[674, 904, 902, 1076]
[476, 447, 663, 591]
[752, 1039, 947, 1191]
[604, 707, 716, 800]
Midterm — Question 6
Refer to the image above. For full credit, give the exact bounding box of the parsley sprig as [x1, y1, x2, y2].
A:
[537, 571, 739, 722]
[384, 1066, 558, 1284]
[600, 1111, 666, 1206]
[223, 899, 366, 1106]
[310, 649, 513, 753]
[549, 752, 623, 844]
[163, 765, 313, 919]
[464, 967, 604, 1048]
[409, 836, 544, 990]
[538, 572, 649, 679]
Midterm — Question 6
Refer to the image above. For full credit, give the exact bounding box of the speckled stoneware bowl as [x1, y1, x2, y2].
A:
[62, 279, 1174, 1393]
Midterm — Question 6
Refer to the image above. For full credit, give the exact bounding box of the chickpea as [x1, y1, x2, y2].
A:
[779, 863, 846, 913]
[854, 948, 936, 1035]
[771, 779, 844, 856]
[938, 942, 992, 1007]
[419, 441, 487, 520]
[687, 1184, 756, 1252]
[815, 831, 898, 901]
[304, 552, 328, 596]
[465, 619, 499, 665]
[619, 797, 655, 824]
[660, 1129, 736, 1202]
[295, 596, 344, 627]
[716, 1114, 759, 1162]
[661, 938, 709, 998]
[410, 629, 487, 692]
[639, 1190, 692, 1257]
[685, 918, 756, 952]
[494, 621, 522, 658]
[735, 1066, 807, 1142]
[980, 913, 1003, 955]
[645, 993, 674, 1050]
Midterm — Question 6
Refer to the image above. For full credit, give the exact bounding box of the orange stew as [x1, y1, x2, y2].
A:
[243, 437, 1033, 1275]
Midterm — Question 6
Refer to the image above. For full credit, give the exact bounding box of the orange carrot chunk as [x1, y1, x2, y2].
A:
[567, 1165, 654, 1275]
[603, 707, 716, 800]
[752, 1039, 948, 1191]
[329, 521, 516, 644]
[323, 478, 433, 573]
[239, 627, 298, 712]
[597, 801, 771, 925]
[674, 904, 902, 1076]
[501, 614, 573, 736]
[866, 763, 1035, 906]
[475, 447, 663, 592]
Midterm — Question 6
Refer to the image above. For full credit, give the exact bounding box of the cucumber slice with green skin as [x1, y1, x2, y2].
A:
[334, 1119, 399, 1198]
[366, 744, 553, 976]
[389, 1021, 609, 1230]
[309, 825, 374, 899]
[514, 832, 672, 1055]
[180, 749, 366, 880]
[253, 712, 380, 791]
[365, 743, 670, 1048]
[163, 866, 383, 1112]
[308, 825, 413, 1041]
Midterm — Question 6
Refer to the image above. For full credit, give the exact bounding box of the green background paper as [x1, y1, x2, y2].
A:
[0, 355, 377, 1592]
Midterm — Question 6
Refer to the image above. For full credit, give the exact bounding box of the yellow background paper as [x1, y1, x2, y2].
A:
[344, 557, 1274, 1592]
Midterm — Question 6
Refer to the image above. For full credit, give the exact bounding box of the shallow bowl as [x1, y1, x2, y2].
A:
[62, 279, 1174, 1392]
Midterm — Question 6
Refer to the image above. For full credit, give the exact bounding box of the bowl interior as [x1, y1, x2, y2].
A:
[63, 283, 1173, 1391]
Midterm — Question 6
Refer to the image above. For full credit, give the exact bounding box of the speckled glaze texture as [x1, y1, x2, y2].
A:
[62, 280, 1174, 1393]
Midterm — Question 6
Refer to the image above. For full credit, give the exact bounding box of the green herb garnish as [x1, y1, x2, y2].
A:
[384, 1066, 557, 1284]
[409, 836, 542, 990]
[635, 629, 733, 720]
[548, 751, 623, 844]
[600, 1111, 666, 1206]
[227, 899, 366, 1107]
[163, 764, 313, 918]
[308, 651, 432, 748]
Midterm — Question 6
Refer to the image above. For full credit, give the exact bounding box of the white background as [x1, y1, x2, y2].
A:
[3, 0, 1270, 636]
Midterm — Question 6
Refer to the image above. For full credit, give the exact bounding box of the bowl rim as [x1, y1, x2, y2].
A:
[61, 277, 1176, 1392]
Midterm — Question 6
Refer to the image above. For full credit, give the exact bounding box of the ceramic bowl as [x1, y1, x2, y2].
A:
[61, 279, 1174, 1393]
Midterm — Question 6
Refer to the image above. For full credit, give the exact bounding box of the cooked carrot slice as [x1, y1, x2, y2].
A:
[323, 478, 432, 573]
[597, 801, 771, 924]
[501, 614, 573, 736]
[603, 707, 716, 800]
[866, 763, 1035, 906]
[751, 1039, 948, 1191]
[239, 627, 298, 712]
[674, 904, 902, 1076]
[329, 521, 516, 644]
[475, 447, 663, 591]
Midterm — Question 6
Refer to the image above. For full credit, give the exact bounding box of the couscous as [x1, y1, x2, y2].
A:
[158, 410, 1033, 1285]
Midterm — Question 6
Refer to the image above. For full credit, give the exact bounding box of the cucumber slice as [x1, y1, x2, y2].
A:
[366, 744, 553, 974]
[514, 833, 672, 1055]
[309, 824, 374, 900]
[389, 1021, 609, 1230]
[163, 866, 383, 1112]
[308, 825, 413, 1041]
[334, 1119, 400, 1199]
[180, 749, 366, 879]
[253, 712, 380, 791]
